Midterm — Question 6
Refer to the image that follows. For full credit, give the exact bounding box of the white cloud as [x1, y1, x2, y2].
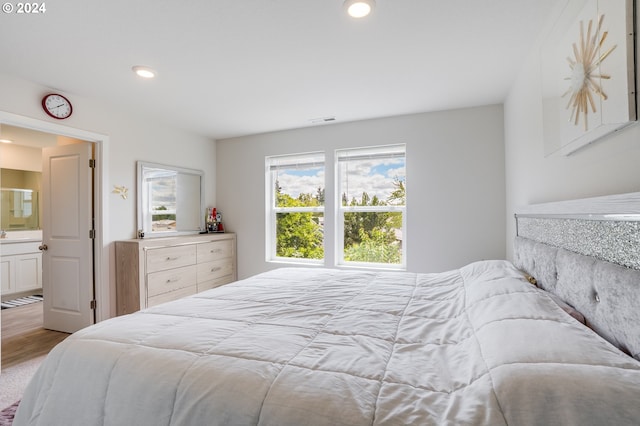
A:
[341, 172, 397, 202]
[340, 159, 405, 202]
[277, 170, 324, 198]
[274, 158, 405, 203]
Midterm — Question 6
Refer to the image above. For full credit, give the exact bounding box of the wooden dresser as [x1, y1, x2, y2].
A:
[115, 233, 236, 315]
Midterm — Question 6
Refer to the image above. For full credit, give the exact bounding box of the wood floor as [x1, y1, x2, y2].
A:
[1, 302, 69, 370]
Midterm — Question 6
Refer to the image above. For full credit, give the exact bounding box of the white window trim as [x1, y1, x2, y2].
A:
[335, 144, 406, 270]
[265, 152, 325, 264]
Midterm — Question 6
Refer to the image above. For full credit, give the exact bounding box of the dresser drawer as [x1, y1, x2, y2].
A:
[197, 259, 234, 283]
[197, 240, 233, 263]
[146, 245, 196, 273]
[147, 265, 197, 298]
[147, 285, 197, 308]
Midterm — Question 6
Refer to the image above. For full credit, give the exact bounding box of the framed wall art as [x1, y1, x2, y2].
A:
[541, 0, 636, 156]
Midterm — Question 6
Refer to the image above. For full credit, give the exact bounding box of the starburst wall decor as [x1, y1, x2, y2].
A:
[541, 0, 636, 157]
[562, 14, 616, 131]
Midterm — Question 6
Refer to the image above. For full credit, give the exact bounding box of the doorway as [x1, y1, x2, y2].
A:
[0, 111, 108, 369]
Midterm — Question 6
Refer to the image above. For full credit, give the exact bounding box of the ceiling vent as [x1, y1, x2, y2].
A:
[309, 116, 336, 124]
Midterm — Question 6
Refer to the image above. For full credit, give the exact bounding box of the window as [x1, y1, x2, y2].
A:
[266, 152, 325, 263]
[265, 145, 406, 269]
[142, 169, 178, 232]
[336, 144, 406, 268]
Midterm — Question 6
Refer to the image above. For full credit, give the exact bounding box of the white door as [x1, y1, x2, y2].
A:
[41, 143, 94, 333]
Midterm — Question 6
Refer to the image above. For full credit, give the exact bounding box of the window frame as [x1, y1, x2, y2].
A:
[265, 152, 325, 264]
[335, 144, 406, 270]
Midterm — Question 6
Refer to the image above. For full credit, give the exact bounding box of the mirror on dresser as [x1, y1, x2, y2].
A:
[137, 161, 205, 238]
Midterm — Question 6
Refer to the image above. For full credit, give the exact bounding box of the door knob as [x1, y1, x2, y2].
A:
[39, 244, 48, 251]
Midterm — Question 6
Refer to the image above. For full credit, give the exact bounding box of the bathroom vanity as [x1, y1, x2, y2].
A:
[0, 231, 43, 299]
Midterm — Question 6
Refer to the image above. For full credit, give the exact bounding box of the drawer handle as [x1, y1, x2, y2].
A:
[210, 267, 222, 272]
[165, 256, 179, 261]
[210, 249, 222, 254]
[165, 278, 178, 283]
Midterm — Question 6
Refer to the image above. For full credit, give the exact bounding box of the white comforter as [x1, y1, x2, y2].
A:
[14, 261, 640, 425]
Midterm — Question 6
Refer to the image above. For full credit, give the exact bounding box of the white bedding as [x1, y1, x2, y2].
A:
[14, 261, 640, 425]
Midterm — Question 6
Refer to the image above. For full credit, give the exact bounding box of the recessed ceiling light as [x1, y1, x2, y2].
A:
[344, 0, 375, 18]
[132, 66, 157, 79]
[0, 139, 13, 144]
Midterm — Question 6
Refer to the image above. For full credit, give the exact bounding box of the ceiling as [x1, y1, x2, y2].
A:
[0, 124, 58, 148]
[0, 0, 558, 140]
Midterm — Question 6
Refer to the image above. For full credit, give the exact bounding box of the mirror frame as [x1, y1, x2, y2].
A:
[136, 161, 205, 238]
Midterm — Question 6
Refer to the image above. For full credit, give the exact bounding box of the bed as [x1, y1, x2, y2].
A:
[14, 193, 640, 425]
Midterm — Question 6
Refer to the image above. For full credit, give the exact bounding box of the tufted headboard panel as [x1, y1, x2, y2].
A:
[514, 236, 640, 361]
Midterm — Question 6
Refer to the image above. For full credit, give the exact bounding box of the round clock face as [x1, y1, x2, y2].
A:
[42, 94, 73, 119]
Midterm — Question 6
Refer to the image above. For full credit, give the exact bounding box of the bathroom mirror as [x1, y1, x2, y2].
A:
[1, 188, 39, 231]
[137, 161, 204, 238]
[0, 168, 42, 231]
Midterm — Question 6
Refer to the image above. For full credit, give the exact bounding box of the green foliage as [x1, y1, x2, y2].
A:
[276, 212, 324, 259]
[388, 178, 405, 205]
[276, 181, 322, 208]
[386, 178, 405, 230]
[344, 228, 401, 264]
[343, 208, 402, 264]
[343, 192, 392, 248]
[275, 181, 324, 259]
[152, 205, 176, 221]
[342, 179, 405, 264]
[274, 178, 405, 264]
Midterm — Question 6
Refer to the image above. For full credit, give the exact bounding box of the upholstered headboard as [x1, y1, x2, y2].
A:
[514, 236, 640, 360]
[513, 192, 640, 361]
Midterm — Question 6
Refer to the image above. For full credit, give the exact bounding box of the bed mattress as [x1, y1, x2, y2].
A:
[14, 261, 640, 425]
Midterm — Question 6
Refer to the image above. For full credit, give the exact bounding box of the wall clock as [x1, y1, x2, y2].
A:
[42, 93, 73, 119]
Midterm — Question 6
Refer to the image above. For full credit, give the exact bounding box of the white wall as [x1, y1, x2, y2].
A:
[0, 72, 217, 317]
[0, 143, 42, 171]
[504, 5, 640, 259]
[217, 105, 506, 279]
